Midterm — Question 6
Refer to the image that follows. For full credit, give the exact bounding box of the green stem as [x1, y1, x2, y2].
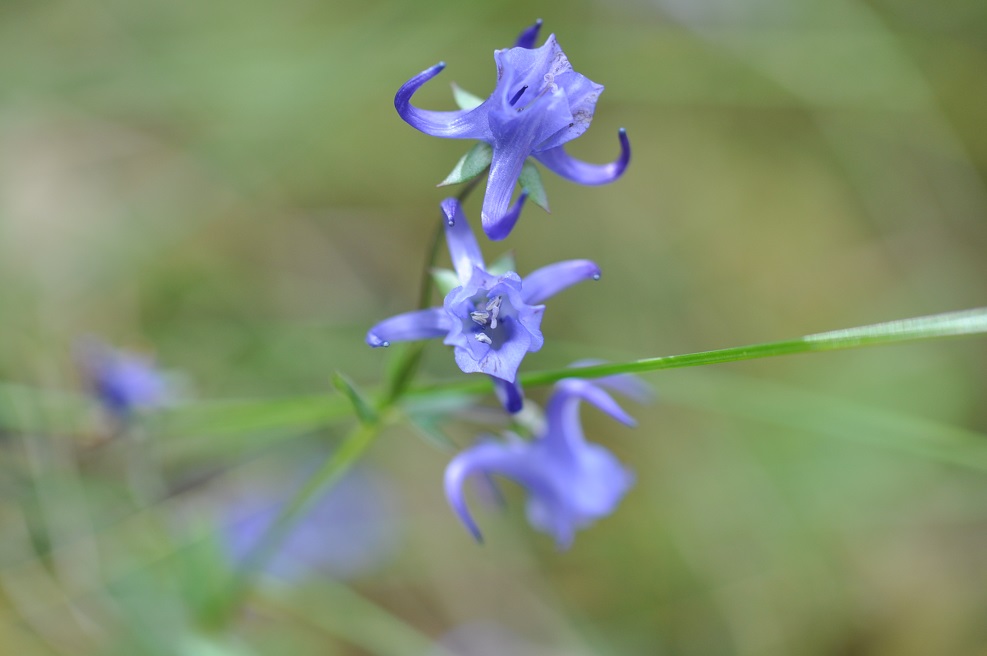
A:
[211, 173, 488, 625]
[210, 418, 383, 625]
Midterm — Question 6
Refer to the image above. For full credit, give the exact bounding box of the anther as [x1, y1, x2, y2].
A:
[508, 86, 528, 107]
[470, 310, 490, 325]
[475, 333, 492, 345]
[485, 296, 503, 329]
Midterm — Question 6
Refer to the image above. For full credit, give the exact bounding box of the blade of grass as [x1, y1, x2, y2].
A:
[409, 307, 987, 396]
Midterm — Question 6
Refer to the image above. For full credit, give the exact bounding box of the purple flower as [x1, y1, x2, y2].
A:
[395, 20, 630, 240]
[75, 339, 170, 420]
[366, 198, 601, 412]
[444, 374, 648, 549]
[222, 467, 401, 581]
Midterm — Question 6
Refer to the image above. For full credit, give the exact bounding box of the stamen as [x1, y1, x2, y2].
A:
[516, 81, 557, 113]
[475, 333, 492, 345]
[470, 310, 490, 325]
[485, 296, 503, 329]
[508, 85, 528, 107]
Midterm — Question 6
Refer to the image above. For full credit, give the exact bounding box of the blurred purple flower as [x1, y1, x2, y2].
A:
[395, 19, 630, 240]
[76, 339, 170, 420]
[366, 198, 600, 412]
[222, 467, 400, 581]
[444, 374, 648, 549]
[432, 621, 556, 656]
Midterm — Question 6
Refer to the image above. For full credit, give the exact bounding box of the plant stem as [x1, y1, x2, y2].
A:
[211, 173, 488, 625]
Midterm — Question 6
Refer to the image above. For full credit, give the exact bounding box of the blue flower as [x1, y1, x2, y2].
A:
[366, 198, 601, 412]
[444, 374, 650, 549]
[395, 20, 630, 240]
[76, 339, 170, 420]
[222, 466, 401, 581]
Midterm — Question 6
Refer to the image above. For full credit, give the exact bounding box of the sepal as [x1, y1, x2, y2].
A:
[331, 371, 378, 425]
[438, 142, 493, 187]
[431, 268, 462, 297]
[451, 83, 485, 110]
[519, 160, 549, 211]
[486, 251, 517, 277]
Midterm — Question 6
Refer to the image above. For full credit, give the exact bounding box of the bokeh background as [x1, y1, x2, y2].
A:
[1, 0, 987, 654]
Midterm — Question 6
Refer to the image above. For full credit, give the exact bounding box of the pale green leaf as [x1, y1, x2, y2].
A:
[519, 160, 549, 211]
[438, 142, 493, 187]
[451, 82, 484, 110]
[430, 268, 461, 296]
[331, 371, 377, 425]
[487, 251, 517, 276]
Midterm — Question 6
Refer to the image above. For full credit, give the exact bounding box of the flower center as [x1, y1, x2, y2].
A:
[512, 73, 560, 113]
[466, 293, 515, 349]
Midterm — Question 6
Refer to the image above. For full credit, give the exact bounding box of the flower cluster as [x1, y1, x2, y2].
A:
[368, 20, 645, 547]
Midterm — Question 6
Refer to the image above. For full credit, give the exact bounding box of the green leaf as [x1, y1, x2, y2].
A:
[451, 82, 484, 110]
[438, 143, 492, 187]
[486, 251, 516, 276]
[519, 160, 549, 211]
[407, 415, 458, 452]
[430, 268, 461, 296]
[666, 369, 987, 472]
[331, 372, 378, 425]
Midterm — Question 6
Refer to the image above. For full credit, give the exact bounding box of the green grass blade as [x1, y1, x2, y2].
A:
[409, 307, 987, 395]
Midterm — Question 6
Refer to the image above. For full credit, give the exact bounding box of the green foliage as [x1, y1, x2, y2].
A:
[437, 142, 493, 187]
[519, 160, 549, 211]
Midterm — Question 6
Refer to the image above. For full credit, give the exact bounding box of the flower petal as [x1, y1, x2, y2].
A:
[533, 128, 631, 185]
[567, 360, 654, 404]
[547, 379, 637, 445]
[493, 35, 573, 108]
[513, 19, 543, 49]
[521, 259, 601, 305]
[366, 308, 451, 347]
[395, 63, 491, 139]
[441, 198, 485, 283]
[535, 72, 604, 151]
[491, 376, 524, 414]
[524, 442, 633, 549]
[444, 441, 541, 543]
[481, 187, 528, 241]
[453, 316, 531, 382]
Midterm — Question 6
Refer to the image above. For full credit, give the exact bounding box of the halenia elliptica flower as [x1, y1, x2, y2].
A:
[395, 19, 631, 240]
[365, 198, 601, 411]
[444, 374, 649, 549]
[75, 338, 171, 421]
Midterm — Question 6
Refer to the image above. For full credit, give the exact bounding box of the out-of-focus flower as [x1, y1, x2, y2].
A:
[444, 374, 648, 549]
[395, 20, 630, 240]
[76, 338, 171, 420]
[222, 466, 401, 581]
[366, 198, 600, 412]
[432, 621, 569, 656]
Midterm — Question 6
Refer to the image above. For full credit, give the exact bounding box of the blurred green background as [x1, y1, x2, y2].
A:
[1, 0, 987, 654]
